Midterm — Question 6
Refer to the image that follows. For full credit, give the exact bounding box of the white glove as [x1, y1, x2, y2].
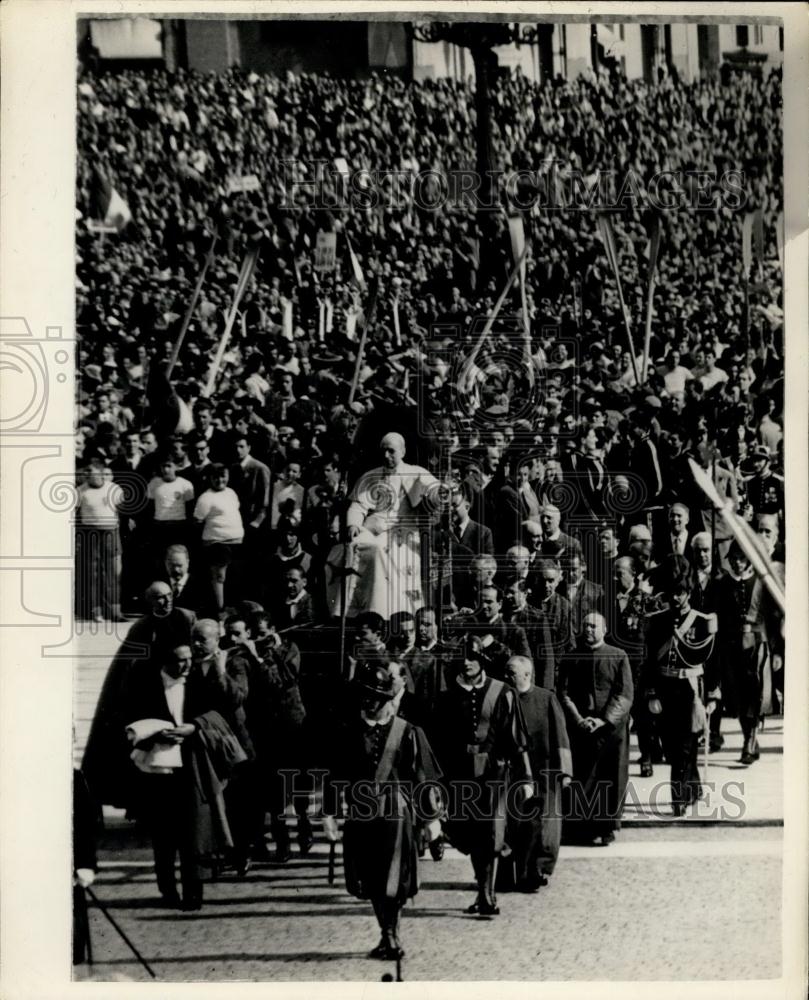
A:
[75, 868, 95, 888]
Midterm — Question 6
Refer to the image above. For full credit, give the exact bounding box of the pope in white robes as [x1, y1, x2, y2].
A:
[326, 433, 440, 619]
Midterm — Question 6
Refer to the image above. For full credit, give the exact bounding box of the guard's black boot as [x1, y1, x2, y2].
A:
[475, 859, 500, 916]
[740, 729, 756, 765]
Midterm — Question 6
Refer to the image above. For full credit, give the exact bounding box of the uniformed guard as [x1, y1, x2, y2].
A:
[642, 558, 720, 815]
[715, 541, 772, 764]
[322, 659, 442, 960]
[429, 635, 533, 916]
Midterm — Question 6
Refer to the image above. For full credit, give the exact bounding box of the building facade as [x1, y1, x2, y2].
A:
[78, 18, 784, 84]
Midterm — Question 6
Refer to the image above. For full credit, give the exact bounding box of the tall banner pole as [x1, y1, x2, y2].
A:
[462, 242, 529, 381]
[597, 214, 640, 386]
[167, 234, 217, 380]
[641, 215, 661, 384]
[202, 247, 259, 398]
[348, 276, 380, 407]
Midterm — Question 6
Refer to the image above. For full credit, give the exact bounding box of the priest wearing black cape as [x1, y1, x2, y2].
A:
[500, 655, 572, 892]
[322, 659, 442, 961]
[558, 611, 633, 845]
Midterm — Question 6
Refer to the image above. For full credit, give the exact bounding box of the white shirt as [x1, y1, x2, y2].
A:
[671, 532, 688, 555]
[78, 480, 122, 528]
[160, 670, 186, 726]
[194, 487, 244, 542]
[661, 365, 693, 395]
[149, 476, 194, 522]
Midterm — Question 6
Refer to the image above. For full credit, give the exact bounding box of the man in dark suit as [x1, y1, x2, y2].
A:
[630, 412, 664, 515]
[539, 504, 583, 563]
[404, 606, 459, 725]
[445, 585, 531, 680]
[123, 639, 248, 909]
[559, 612, 633, 845]
[230, 435, 271, 531]
[194, 401, 231, 463]
[81, 581, 196, 810]
[558, 553, 604, 638]
[654, 502, 695, 563]
[502, 578, 555, 690]
[274, 566, 315, 630]
[532, 559, 574, 688]
[185, 436, 215, 498]
[163, 544, 211, 618]
[230, 434, 271, 591]
[190, 618, 254, 875]
[449, 485, 494, 556]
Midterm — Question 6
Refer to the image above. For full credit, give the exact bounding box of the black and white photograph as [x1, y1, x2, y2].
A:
[1, 2, 807, 995]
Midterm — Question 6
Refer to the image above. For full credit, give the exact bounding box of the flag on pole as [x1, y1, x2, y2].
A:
[345, 233, 366, 292]
[90, 165, 132, 232]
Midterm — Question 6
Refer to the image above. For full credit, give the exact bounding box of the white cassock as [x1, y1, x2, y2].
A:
[326, 462, 439, 618]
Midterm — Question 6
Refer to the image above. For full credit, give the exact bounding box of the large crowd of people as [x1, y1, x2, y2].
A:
[76, 55, 785, 959]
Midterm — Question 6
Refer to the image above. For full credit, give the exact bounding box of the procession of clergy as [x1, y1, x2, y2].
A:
[82, 429, 783, 963]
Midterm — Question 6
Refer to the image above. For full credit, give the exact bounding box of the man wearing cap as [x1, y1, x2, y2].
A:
[429, 637, 533, 917]
[341, 433, 440, 618]
[744, 446, 784, 519]
[642, 560, 720, 812]
[714, 542, 774, 765]
[322, 660, 441, 960]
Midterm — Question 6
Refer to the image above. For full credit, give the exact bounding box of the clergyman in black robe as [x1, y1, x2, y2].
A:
[499, 656, 572, 892]
[558, 611, 633, 845]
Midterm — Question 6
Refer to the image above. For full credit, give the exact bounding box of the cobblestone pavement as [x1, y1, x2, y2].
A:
[76, 828, 782, 983]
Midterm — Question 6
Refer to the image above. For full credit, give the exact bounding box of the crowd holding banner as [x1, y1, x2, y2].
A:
[76, 60, 785, 952]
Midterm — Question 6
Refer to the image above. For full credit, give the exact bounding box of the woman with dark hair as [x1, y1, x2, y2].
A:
[641, 556, 721, 815]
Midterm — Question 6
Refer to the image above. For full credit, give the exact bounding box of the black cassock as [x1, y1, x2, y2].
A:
[559, 642, 633, 838]
[503, 686, 572, 884]
[324, 715, 441, 905]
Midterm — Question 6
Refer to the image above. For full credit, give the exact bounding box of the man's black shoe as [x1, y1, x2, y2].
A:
[159, 890, 182, 909]
[465, 897, 499, 916]
[429, 836, 445, 861]
[182, 891, 203, 911]
[369, 935, 404, 960]
[274, 843, 292, 864]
